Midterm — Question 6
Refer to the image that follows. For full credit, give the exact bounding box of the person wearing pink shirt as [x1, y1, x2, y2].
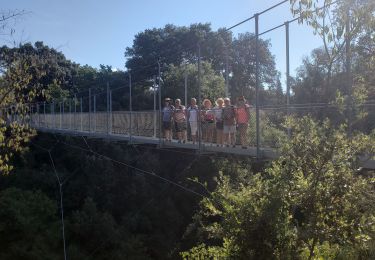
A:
[236, 96, 250, 149]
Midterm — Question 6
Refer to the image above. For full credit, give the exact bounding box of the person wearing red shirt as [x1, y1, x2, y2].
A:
[236, 96, 250, 148]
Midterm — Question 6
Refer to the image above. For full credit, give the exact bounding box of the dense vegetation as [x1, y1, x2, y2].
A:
[0, 134, 224, 259]
[0, 0, 374, 259]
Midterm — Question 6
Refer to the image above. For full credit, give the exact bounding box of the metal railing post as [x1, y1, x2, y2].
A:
[69, 99, 72, 130]
[74, 94, 77, 130]
[285, 22, 291, 138]
[53, 101, 56, 129]
[50, 103, 53, 128]
[37, 103, 40, 127]
[89, 88, 92, 132]
[345, 8, 352, 135]
[255, 14, 261, 159]
[106, 83, 109, 135]
[225, 47, 230, 97]
[184, 68, 188, 107]
[62, 100, 65, 129]
[197, 43, 202, 153]
[129, 73, 133, 142]
[93, 95, 96, 132]
[59, 102, 62, 129]
[153, 75, 157, 138]
[43, 102, 46, 128]
[80, 97, 83, 131]
[157, 62, 162, 146]
[109, 90, 112, 134]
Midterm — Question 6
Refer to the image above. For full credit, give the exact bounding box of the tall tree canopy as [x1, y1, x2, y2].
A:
[124, 24, 281, 101]
[290, 0, 375, 132]
[0, 42, 79, 101]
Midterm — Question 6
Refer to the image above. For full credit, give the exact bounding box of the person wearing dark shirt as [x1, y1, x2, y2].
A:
[162, 98, 174, 142]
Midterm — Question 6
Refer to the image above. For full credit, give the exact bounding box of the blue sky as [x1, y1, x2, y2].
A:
[2, 0, 324, 87]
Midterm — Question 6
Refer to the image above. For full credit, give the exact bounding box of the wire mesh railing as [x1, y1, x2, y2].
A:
[22, 102, 374, 155]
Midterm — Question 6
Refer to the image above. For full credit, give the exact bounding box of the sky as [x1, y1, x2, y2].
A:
[2, 0, 325, 88]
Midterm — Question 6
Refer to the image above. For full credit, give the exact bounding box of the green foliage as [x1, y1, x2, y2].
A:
[180, 243, 229, 259]
[125, 23, 229, 78]
[182, 116, 375, 259]
[125, 24, 283, 103]
[0, 45, 44, 174]
[0, 42, 79, 101]
[67, 197, 148, 259]
[0, 187, 59, 259]
[230, 32, 280, 102]
[163, 62, 225, 103]
[290, 0, 375, 135]
[0, 133, 226, 259]
[44, 81, 70, 102]
[0, 42, 89, 174]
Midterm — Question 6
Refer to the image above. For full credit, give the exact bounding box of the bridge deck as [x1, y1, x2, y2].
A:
[35, 126, 278, 158]
[35, 126, 375, 169]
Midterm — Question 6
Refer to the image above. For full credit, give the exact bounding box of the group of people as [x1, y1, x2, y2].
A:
[162, 96, 251, 148]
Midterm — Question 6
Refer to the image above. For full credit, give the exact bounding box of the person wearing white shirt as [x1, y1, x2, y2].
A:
[187, 98, 198, 144]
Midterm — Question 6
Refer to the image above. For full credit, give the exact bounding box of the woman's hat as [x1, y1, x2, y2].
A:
[164, 97, 172, 101]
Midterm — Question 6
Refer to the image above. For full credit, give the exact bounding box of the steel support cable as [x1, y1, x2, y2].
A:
[88, 0, 289, 83]
[67, 65, 170, 100]
[31, 139, 173, 260]
[29, 140, 67, 260]
[259, 103, 375, 110]
[32, 100, 373, 159]
[34, 86, 162, 118]
[55, 135, 206, 198]
[258, 0, 289, 16]
[259, 100, 375, 108]
[130, 141, 256, 161]
[87, 158, 199, 258]
[75, 135, 223, 200]
[259, 0, 339, 37]
[54, 135, 212, 259]
[76, 136, 203, 258]
[70, 62, 160, 97]
[32, 137, 200, 260]
[224, 16, 255, 32]
[130, 143, 202, 191]
[20, 0, 294, 109]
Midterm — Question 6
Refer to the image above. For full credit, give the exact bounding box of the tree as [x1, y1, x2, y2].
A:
[0, 47, 39, 174]
[124, 24, 281, 104]
[290, 0, 375, 132]
[230, 32, 280, 103]
[0, 42, 81, 174]
[67, 197, 148, 259]
[182, 116, 375, 259]
[0, 188, 60, 259]
[162, 61, 225, 104]
[290, 0, 375, 84]
[125, 23, 214, 82]
[289, 0, 375, 102]
[0, 42, 79, 101]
